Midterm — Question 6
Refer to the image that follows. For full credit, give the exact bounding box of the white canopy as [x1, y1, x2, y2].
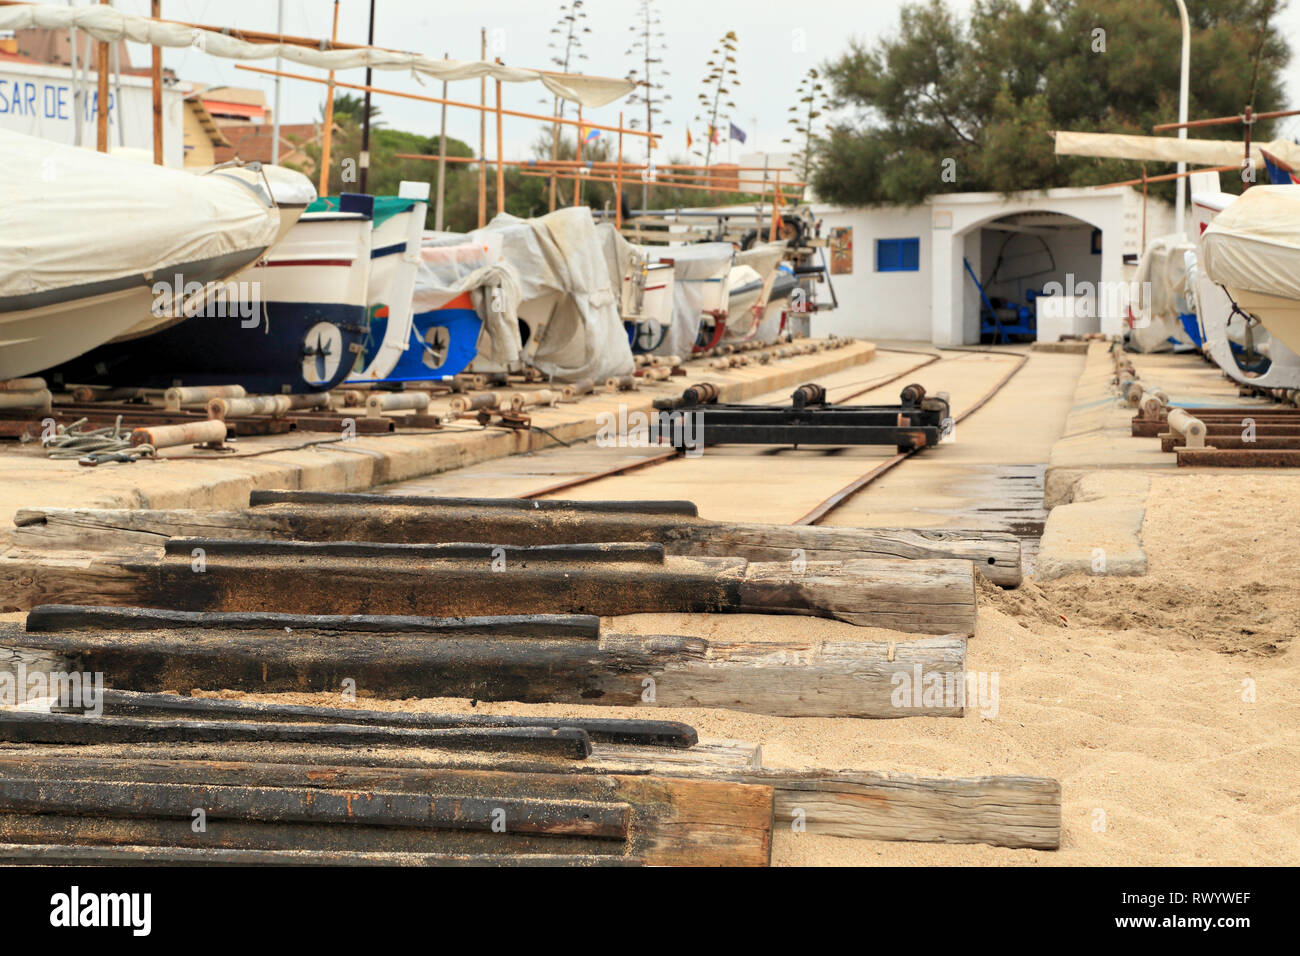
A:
[1201, 185, 1300, 302]
[1053, 130, 1300, 171]
[0, 128, 281, 299]
[0, 3, 633, 107]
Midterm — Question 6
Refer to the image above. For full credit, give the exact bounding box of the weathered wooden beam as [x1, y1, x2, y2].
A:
[26, 605, 601, 640]
[13, 501, 1022, 587]
[91, 688, 698, 748]
[0, 844, 641, 866]
[251, 490, 701, 516]
[6, 616, 967, 717]
[0, 546, 977, 635]
[0, 777, 629, 837]
[0, 538, 977, 634]
[0, 750, 1057, 851]
[0, 754, 774, 866]
[0, 711, 593, 759]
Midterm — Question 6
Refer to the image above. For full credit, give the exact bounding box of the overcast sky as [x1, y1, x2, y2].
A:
[109, 0, 1300, 161]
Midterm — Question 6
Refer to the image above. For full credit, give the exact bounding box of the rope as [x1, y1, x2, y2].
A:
[41, 417, 153, 462]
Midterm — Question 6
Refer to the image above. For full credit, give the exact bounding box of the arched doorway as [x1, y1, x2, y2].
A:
[967, 211, 1102, 344]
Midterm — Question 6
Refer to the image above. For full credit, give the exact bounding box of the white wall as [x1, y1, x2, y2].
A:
[0, 61, 186, 166]
[809, 204, 933, 341]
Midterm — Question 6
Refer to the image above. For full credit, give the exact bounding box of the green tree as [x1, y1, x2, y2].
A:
[813, 0, 1290, 205]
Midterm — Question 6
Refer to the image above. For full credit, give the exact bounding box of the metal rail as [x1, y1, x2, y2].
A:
[794, 350, 1030, 525]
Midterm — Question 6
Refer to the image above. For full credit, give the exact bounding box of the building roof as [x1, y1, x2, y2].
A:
[213, 122, 324, 168]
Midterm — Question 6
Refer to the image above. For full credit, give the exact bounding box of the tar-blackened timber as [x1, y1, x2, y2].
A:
[0, 542, 977, 635]
[4, 610, 967, 717]
[0, 711, 594, 758]
[0, 749, 1058, 851]
[91, 688, 698, 748]
[13, 498, 1022, 587]
[0, 754, 774, 865]
[0, 844, 642, 866]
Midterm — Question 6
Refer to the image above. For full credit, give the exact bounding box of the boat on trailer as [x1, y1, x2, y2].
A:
[1, 130, 284, 380]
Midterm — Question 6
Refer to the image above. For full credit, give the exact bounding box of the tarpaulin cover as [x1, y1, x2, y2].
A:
[1201, 185, 1300, 302]
[0, 128, 280, 300]
[723, 242, 785, 342]
[1128, 234, 1197, 353]
[470, 208, 634, 381]
[412, 234, 521, 370]
[0, 3, 633, 107]
[653, 242, 734, 357]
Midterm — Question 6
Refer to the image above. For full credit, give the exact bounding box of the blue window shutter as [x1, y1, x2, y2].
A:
[900, 238, 919, 270]
[877, 238, 919, 272]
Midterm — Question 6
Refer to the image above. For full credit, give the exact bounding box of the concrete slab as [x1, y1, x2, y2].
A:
[0, 340, 873, 541]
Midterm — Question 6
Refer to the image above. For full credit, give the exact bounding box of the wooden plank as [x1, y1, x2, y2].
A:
[0, 754, 773, 866]
[91, 689, 698, 748]
[11, 503, 1022, 587]
[6, 624, 967, 718]
[25, 605, 601, 640]
[0, 549, 977, 635]
[0, 844, 640, 866]
[0, 711, 593, 758]
[0, 748, 1056, 851]
[0, 777, 630, 837]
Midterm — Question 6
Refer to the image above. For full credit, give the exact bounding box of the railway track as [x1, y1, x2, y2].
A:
[507, 348, 1033, 529]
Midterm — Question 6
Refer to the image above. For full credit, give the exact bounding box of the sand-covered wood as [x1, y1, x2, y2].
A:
[12, 503, 1022, 587]
[0, 547, 977, 635]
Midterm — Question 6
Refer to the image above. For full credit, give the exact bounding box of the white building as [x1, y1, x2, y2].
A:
[0, 58, 187, 166]
[809, 186, 1175, 344]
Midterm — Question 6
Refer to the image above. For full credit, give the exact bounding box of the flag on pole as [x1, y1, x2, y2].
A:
[708, 125, 721, 145]
[581, 126, 601, 144]
[686, 128, 693, 149]
[1261, 148, 1299, 185]
[729, 122, 747, 144]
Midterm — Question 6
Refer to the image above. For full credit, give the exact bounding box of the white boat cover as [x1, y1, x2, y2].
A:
[0, 128, 280, 301]
[470, 208, 634, 382]
[723, 243, 786, 342]
[1201, 185, 1300, 303]
[654, 243, 735, 357]
[1054, 130, 1300, 170]
[0, 4, 631, 107]
[1128, 234, 1198, 353]
[412, 235, 522, 370]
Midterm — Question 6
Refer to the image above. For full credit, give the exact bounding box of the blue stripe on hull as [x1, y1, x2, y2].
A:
[41, 302, 367, 394]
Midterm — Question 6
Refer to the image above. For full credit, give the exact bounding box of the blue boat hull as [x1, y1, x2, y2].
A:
[41, 302, 367, 394]
[378, 306, 482, 382]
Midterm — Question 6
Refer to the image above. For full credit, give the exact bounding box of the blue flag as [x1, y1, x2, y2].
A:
[1261, 149, 1298, 185]
[728, 122, 747, 144]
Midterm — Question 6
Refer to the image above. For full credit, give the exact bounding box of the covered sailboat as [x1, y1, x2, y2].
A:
[44, 194, 374, 395]
[1200, 184, 1300, 357]
[1, 129, 283, 379]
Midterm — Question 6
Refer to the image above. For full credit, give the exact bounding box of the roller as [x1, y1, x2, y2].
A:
[364, 392, 431, 418]
[1166, 407, 1207, 449]
[449, 392, 501, 414]
[164, 385, 245, 410]
[207, 395, 294, 420]
[130, 420, 227, 449]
